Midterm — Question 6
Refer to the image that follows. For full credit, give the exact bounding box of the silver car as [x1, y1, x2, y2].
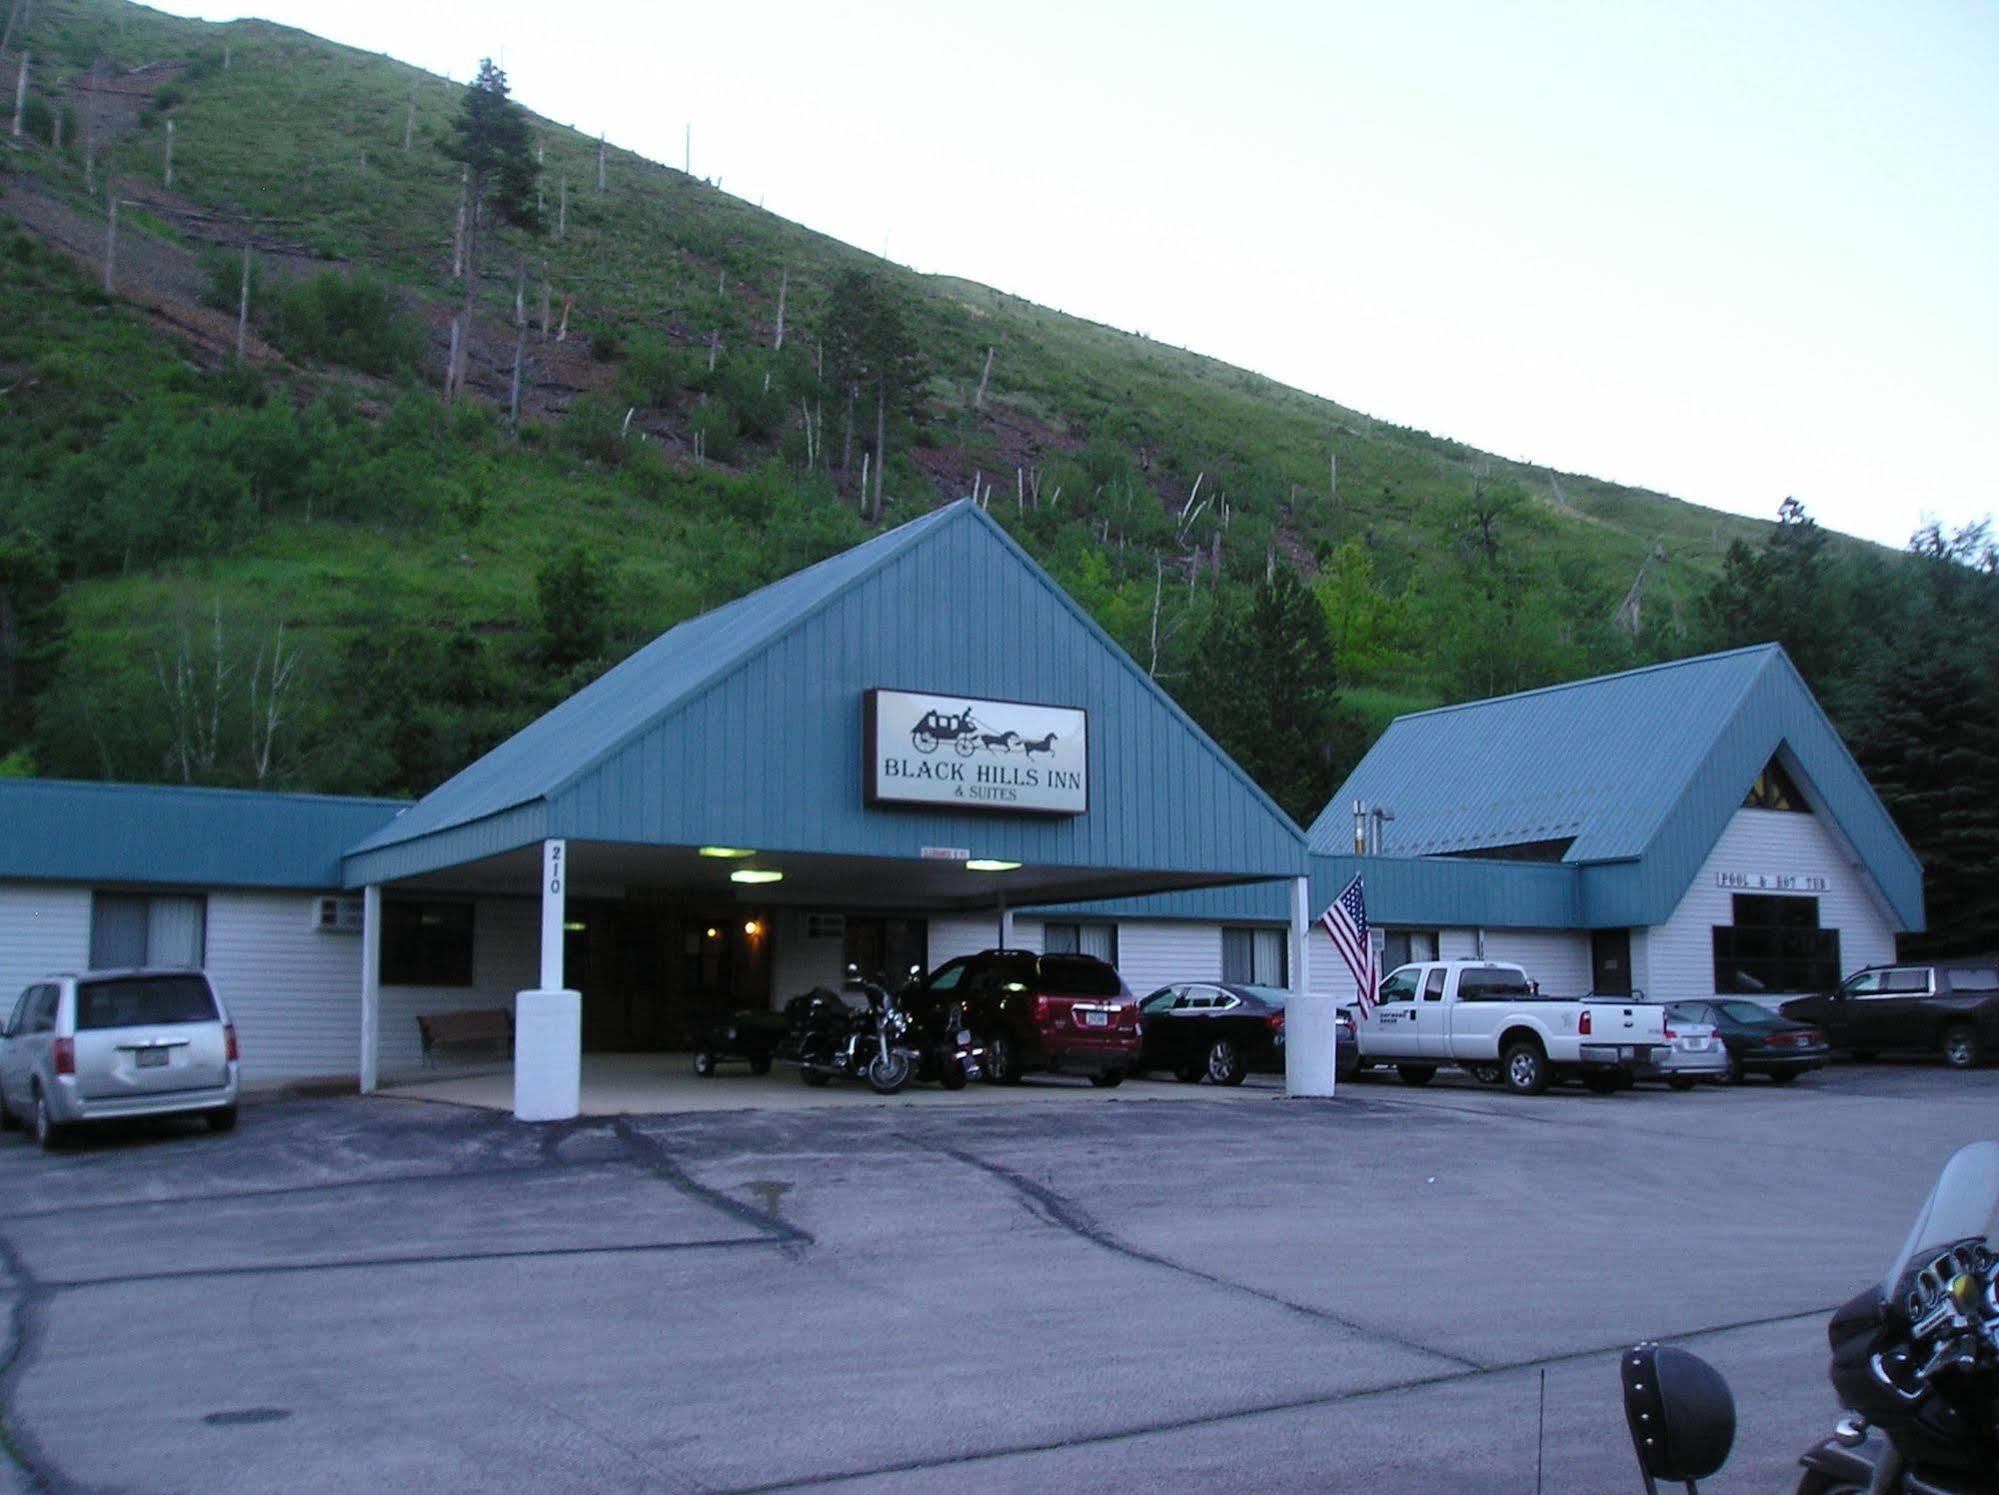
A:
[1658, 1012, 1730, 1089]
[0, 970, 240, 1149]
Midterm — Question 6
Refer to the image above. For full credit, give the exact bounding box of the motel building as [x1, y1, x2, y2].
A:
[0, 501, 1923, 1112]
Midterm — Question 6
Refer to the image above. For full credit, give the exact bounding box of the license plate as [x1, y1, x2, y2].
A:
[1081, 1011, 1108, 1027]
[136, 1048, 168, 1068]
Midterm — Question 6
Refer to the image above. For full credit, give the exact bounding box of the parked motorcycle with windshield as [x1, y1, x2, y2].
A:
[1620, 1138, 1999, 1492]
[784, 966, 925, 1095]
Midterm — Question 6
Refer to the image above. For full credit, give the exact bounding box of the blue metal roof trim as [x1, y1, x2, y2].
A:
[548, 502, 1305, 876]
[1310, 643, 1922, 932]
[1036, 853, 1584, 929]
[0, 779, 404, 890]
[350, 500, 1304, 884]
[347, 504, 964, 860]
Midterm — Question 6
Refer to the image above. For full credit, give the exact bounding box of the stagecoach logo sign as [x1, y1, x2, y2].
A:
[864, 689, 1088, 815]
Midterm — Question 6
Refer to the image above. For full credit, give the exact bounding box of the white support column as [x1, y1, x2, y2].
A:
[359, 884, 382, 1093]
[997, 894, 1013, 949]
[1285, 874, 1337, 1097]
[516, 839, 580, 1122]
[540, 838, 567, 990]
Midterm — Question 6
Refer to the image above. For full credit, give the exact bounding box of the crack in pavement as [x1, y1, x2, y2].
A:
[927, 1141, 1485, 1372]
[0, 1234, 78, 1495]
[721, 1301, 1837, 1493]
[611, 1118, 815, 1251]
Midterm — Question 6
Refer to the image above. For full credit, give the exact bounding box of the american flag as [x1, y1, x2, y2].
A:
[1320, 875, 1377, 1018]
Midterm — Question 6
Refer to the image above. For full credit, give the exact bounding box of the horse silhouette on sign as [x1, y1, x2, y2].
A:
[1021, 731, 1059, 760]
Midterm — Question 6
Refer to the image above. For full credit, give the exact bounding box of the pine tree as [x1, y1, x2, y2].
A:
[440, 60, 540, 396]
[1178, 567, 1343, 823]
[821, 272, 920, 523]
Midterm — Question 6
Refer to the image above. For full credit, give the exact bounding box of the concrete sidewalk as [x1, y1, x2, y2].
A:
[380, 1051, 1289, 1115]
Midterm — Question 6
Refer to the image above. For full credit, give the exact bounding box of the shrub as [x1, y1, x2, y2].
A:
[559, 395, 626, 465]
[587, 325, 623, 363]
[264, 271, 424, 376]
[199, 246, 259, 317]
[689, 400, 738, 465]
[618, 334, 689, 409]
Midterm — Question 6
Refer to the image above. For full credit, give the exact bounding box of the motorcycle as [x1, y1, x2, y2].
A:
[901, 973, 984, 1091]
[784, 966, 920, 1095]
[1619, 1139, 1999, 1493]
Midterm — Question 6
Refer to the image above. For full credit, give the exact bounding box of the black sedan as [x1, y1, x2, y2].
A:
[1134, 983, 1357, 1085]
[1665, 999, 1830, 1084]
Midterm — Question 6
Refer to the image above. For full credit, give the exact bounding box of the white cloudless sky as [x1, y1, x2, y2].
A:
[152, 0, 1998, 547]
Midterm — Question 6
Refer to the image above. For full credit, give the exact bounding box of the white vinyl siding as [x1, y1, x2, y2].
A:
[1111, 921, 1221, 995]
[1642, 807, 1899, 1005]
[927, 914, 1021, 967]
[1479, 929, 1593, 996]
[203, 892, 366, 1084]
[373, 896, 538, 1078]
[769, 907, 848, 1007]
[0, 883, 92, 1012]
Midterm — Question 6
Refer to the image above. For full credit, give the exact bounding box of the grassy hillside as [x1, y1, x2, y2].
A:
[0, 0, 1864, 816]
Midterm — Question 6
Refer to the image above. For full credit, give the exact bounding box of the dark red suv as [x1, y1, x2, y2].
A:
[910, 950, 1138, 1086]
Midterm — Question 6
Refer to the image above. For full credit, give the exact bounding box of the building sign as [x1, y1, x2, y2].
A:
[864, 689, 1088, 815]
[1716, 871, 1828, 893]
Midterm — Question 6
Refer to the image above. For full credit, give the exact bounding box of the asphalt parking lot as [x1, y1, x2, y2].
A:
[2, 1060, 1995, 1493]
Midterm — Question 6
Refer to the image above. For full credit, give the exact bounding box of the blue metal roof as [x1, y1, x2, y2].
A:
[0, 779, 404, 890]
[346, 500, 1306, 888]
[1310, 644, 1922, 930]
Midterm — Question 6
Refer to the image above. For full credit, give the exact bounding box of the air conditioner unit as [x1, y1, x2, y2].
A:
[804, 913, 846, 940]
[312, 896, 365, 934]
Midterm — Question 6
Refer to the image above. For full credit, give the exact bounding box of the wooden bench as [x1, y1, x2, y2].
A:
[416, 1008, 514, 1067]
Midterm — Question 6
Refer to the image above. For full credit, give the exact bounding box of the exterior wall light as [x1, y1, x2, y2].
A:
[704, 926, 720, 939]
[965, 859, 1021, 872]
[730, 869, 783, 884]
[699, 846, 757, 859]
[743, 920, 762, 937]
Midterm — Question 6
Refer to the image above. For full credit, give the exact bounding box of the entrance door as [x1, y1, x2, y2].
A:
[1591, 930, 1632, 997]
[570, 902, 771, 1051]
[843, 917, 928, 987]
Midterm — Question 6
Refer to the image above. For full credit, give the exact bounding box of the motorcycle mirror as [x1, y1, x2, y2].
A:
[1619, 1343, 1734, 1492]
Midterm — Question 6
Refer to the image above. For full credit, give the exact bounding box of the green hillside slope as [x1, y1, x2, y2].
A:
[5, 0, 1994, 953]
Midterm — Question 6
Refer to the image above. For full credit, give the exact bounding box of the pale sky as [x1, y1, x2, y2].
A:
[152, 0, 1998, 548]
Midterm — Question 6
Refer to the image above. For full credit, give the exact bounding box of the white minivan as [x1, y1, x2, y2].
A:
[0, 970, 240, 1149]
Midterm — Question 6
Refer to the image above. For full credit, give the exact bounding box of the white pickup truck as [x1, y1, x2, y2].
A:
[1353, 960, 1669, 1095]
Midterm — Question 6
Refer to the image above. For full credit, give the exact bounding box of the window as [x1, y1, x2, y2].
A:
[1422, 969, 1446, 1002]
[1043, 922, 1118, 967]
[381, 900, 475, 986]
[1459, 968, 1536, 1000]
[1742, 757, 1809, 812]
[1036, 955, 1125, 996]
[1841, 971, 1884, 998]
[76, 975, 218, 1030]
[89, 892, 206, 970]
[1376, 969, 1419, 1005]
[1948, 967, 1999, 993]
[1380, 929, 1439, 970]
[1222, 926, 1287, 987]
[1140, 986, 1183, 1014]
[1881, 967, 1932, 995]
[1712, 894, 1840, 994]
[26, 986, 58, 1033]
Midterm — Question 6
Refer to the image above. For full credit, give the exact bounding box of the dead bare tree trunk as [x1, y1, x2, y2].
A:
[450, 164, 467, 278]
[773, 266, 787, 351]
[403, 89, 415, 152]
[858, 451, 869, 515]
[444, 315, 461, 402]
[973, 345, 994, 409]
[871, 381, 887, 523]
[557, 170, 566, 240]
[234, 243, 250, 360]
[508, 257, 526, 432]
[9, 52, 26, 143]
[534, 138, 543, 215]
[1329, 450, 1338, 508]
[102, 182, 116, 294]
[596, 132, 606, 191]
[840, 382, 855, 476]
[162, 116, 173, 186]
[245, 623, 299, 785]
[1148, 556, 1166, 677]
[81, 78, 97, 190]
[538, 261, 551, 341]
[555, 292, 572, 342]
[707, 329, 720, 372]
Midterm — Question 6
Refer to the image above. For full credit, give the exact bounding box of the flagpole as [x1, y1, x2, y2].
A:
[1285, 873, 1336, 1097]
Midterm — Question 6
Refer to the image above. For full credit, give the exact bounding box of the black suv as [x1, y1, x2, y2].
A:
[1780, 959, 1999, 1068]
[907, 950, 1138, 1086]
